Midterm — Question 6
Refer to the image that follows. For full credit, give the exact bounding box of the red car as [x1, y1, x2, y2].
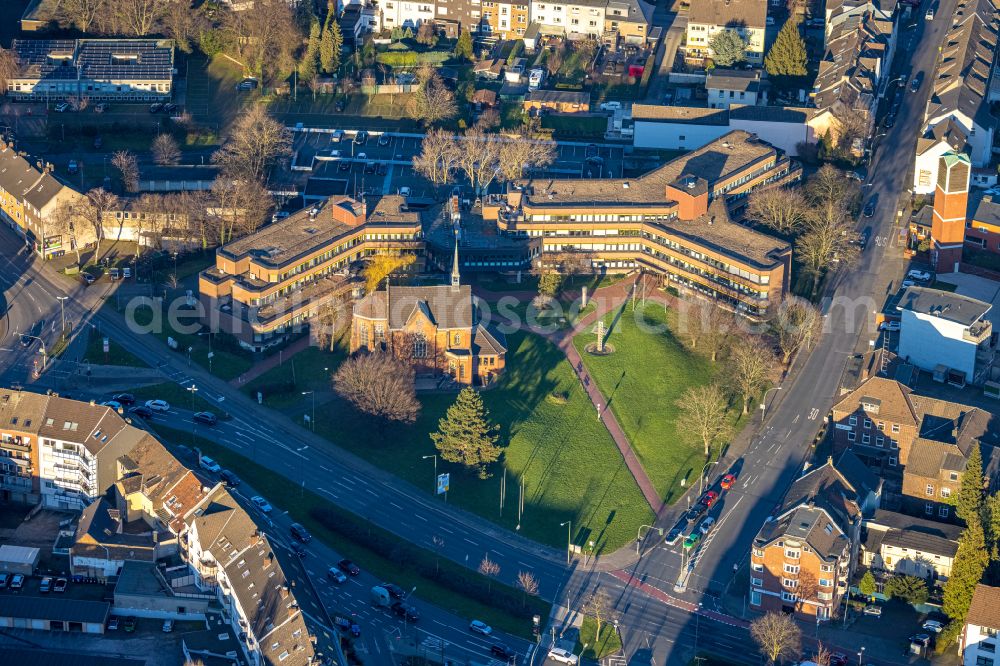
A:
[700, 491, 718, 507]
[720, 474, 737, 490]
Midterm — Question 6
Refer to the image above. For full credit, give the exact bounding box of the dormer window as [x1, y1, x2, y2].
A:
[861, 401, 879, 413]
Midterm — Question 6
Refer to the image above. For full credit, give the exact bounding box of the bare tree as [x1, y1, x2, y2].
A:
[771, 296, 821, 363]
[581, 590, 618, 641]
[678, 300, 734, 362]
[498, 130, 557, 182]
[53, 0, 105, 32]
[516, 571, 539, 600]
[676, 384, 730, 456]
[49, 199, 86, 265]
[161, 0, 199, 52]
[111, 150, 139, 193]
[797, 202, 860, 299]
[152, 134, 181, 165]
[413, 128, 461, 185]
[831, 104, 871, 156]
[806, 164, 861, 215]
[478, 555, 501, 593]
[222, 0, 298, 87]
[746, 187, 808, 236]
[212, 105, 292, 183]
[409, 66, 457, 125]
[81, 188, 121, 259]
[332, 353, 420, 424]
[749, 612, 801, 664]
[812, 642, 832, 666]
[209, 178, 272, 244]
[727, 334, 773, 415]
[457, 126, 502, 195]
[115, 0, 162, 36]
[311, 294, 352, 351]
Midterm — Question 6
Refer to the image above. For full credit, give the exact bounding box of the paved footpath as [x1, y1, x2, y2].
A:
[229, 335, 311, 387]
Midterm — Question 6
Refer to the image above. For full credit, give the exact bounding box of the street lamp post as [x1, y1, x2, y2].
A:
[422, 454, 437, 495]
[699, 461, 718, 496]
[56, 296, 68, 334]
[858, 648, 865, 666]
[302, 391, 315, 431]
[760, 386, 783, 422]
[560, 520, 572, 564]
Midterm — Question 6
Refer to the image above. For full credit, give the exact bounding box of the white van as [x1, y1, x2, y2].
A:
[199, 455, 221, 473]
[528, 68, 545, 91]
[599, 101, 622, 112]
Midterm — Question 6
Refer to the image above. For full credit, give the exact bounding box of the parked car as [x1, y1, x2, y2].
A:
[910, 71, 924, 92]
[338, 160, 351, 172]
[113, 393, 135, 406]
[906, 269, 932, 281]
[700, 491, 719, 507]
[491, 644, 517, 661]
[107, 616, 120, 630]
[469, 620, 493, 635]
[599, 101, 622, 112]
[858, 227, 872, 249]
[124, 617, 136, 632]
[290, 523, 312, 543]
[683, 531, 702, 549]
[687, 502, 708, 522]
[364, 161, 377, 174]
[547, 648, 578, 665]
[378, 133, 391, 146]
[327, 567, 348, 584]
[236, 78, 258, 91]
[925, 6, 934, 19]
[879, 321, 901, 332]
[40, 577, 52, 593]
[923, 620, 944, 633]
[145, 399, 170, 412]
[391, 602, 420, 621]
[699, 516, 716, 535]
[102, 400, 123, 412]
[884, 114, 895, 128]
[357, 152, 367, 161]
[130, 405, 153, 419]
[193, 411, 218, 425]
[910, 633, 931, 647]
[54, 102, 70, 113]
[251, 495, 273, 513]
[331, 130, 345, 142]
[219, 469, 240, 487]
[863, 605, 882, 617]
[199, 456, 222, 473]
[163, 103, 176, 114]
[162, 619, 174, 632]
[149, 103, 163, 113]
[53, 578, 67, 593]
[0, 573, 8, 589]
[338, 559, 360, 575]
[81, 271, 97, 285]
[720, 473, 736, 490]
[863, 196, 877, 217]
[10, 574, 24, 589]
[67, 160, 79, 174]
[377, 162, 388, 176]
[354, 130, 369, 145]
[399, 186, 411, 197]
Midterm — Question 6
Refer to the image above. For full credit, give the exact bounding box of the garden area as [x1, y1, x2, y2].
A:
[241, 345, 347, 409]
[572, 303, 741, 504]
[247, 330, 655, 553]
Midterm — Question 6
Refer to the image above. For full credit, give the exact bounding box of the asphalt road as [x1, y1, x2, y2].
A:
[0, 9, 956, 662]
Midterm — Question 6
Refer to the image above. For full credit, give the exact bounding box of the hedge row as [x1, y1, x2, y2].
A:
[310, 506, 549, 621]
[376, 51, 451, 67]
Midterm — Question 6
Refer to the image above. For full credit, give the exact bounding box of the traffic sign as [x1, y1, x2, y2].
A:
[436, 473, 449, 495]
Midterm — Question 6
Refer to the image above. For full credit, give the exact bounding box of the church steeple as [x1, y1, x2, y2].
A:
[450, 231, 460, 291]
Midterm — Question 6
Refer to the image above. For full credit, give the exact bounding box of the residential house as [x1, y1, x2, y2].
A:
[913, 118, 971, 195]
[685, 0, 767, 65]
[823, 0, 897, 50]
[523, 89, 592, 113]
[749, 452, 880, 620]
[487, 130, 799, 317]
[604, 0, 655, 45]
[964, 585, 1000, 666]
[474, 58, 505, 80]
[897, 287, 994, 386]
[8, 39, 174, 102]
[339, 3, 382, 45]
[0, 390, 47, 504]
[70, 497, 159, 578]
[483, 0, 530, 38]
[809, 10, 897, 153]
[861, 509, 962, 581]
[918, 0, 998, 186]
[351, 244, 507, 384]
[706, 69, 764, 109]
[901, 408, 1000, 521]
[966, 190, 1000, 255]
[198, 194, 424, 352]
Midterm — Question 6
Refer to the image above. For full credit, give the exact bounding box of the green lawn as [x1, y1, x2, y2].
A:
[577, 617, 623, 659]
[308, 331, 654, 553]
[572, 303, 740, 504]
[82, 330, 148, 367]
[108, 301, 253, 381]
[542, 115, 606, 139]
[150, 424, 549, 638]
[242, 345, 346, 409]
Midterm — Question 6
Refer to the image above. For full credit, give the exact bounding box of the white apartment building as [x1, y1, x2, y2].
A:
[897, 287, 994, 386]
[964, 585, 1000, 666]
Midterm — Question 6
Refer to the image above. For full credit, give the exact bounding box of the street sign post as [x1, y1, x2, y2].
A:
[436, 473, 449, 495]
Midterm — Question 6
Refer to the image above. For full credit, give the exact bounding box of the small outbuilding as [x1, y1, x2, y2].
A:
[0, 545, 40, 575]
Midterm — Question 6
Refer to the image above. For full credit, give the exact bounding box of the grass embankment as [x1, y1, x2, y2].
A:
[573, 303, 742, 505]
[150, 425, 550, 638]
[577, 617, 623, 659]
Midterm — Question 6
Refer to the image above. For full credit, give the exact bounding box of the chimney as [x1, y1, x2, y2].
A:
[280, 585, 290, 599]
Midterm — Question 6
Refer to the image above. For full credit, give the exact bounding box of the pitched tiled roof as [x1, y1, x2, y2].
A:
[689, 0, 767, 29]
[925, 0, 999, 130]
[23, 172, 71, 211]
[864, 509, 961, 557]
[812, 12, 892, 117]
[831, 376, 919, 425]
[971, 191, 1000, 228]
[968, 584, 1000, 630]
[0, 146, 44, 199]
[472, 323, 507, 356]
[72, 497, 157, 563]
[354, 284, 475, 330]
